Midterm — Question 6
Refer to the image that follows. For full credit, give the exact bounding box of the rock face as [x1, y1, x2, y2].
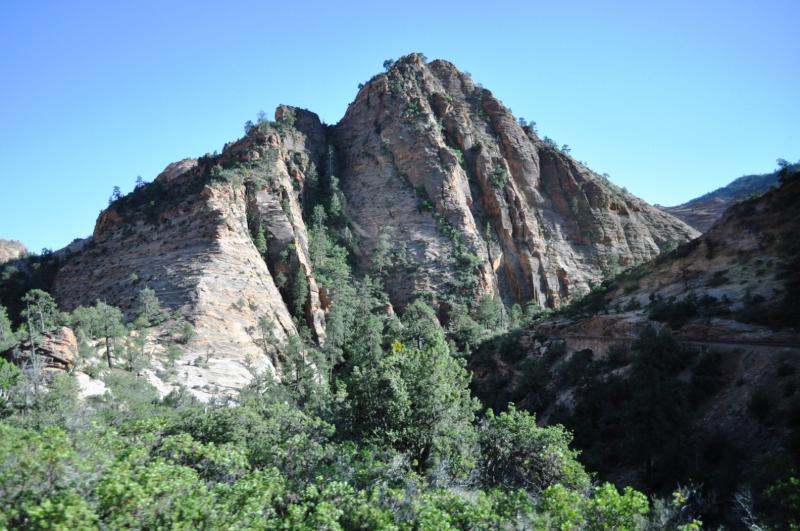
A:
[2, 326, 78, 371]
[53, 109, 328, 395]
[509, 169, 800, 362]
[0, 240, 26, 264]
[46, 53, 699, 396]
[660, 165, 791, 232]
[334, 54, 698, 309]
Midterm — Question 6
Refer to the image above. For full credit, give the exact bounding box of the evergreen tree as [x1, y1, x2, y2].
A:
[370, 228, 393, 278]
[339, 295, 478, 472]
[134, 288, 167, 328]
[399, 299, 446, 350]
[292, 270, 309, 318]
[20, 289, 59, 336]
[0, 305, 14, 350]
[257, 315, 276, 359]
[479, 405, 590, 493]
[381, 340, 479, 472]
[70, 305, 101, 340]
[474, 295, 503, 332]
[252, 225, 267, 257]
[94, 302, 125, 368]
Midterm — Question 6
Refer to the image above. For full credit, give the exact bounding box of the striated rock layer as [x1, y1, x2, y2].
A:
[47, 53, 699, 395]
[53, 109, 328, 395]
[334, 54, 697, 309]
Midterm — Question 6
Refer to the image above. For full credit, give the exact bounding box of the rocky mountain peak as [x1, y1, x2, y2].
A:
[13, 54, 699, 398]
[334, 53, 698, 309]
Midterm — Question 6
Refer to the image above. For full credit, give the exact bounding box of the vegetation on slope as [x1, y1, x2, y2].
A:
[0, 172, 711, 529]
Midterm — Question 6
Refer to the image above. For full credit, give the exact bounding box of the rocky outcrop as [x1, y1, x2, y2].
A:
[0, 240, 26, 264]
[52, 110, 331, 396]
[502, 169, 800, 360]
[1, 326, 78, 371]
[334, 54, 698, 310]
[600, 169, 800, 336]
[233, 107, 328, 343]
[45, 53, 702, 396]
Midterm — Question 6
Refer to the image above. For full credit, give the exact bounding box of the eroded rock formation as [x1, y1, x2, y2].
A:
[0, 240, 27, 264]
[44, 53, 699, 396]
[334, 54, 698, 309]
[1, 326, 78, 371]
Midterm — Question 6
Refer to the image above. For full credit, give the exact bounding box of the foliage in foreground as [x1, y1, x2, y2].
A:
[0, 366, 669, 530]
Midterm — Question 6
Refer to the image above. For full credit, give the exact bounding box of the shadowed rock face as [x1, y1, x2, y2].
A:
[334, 54, 697, 309]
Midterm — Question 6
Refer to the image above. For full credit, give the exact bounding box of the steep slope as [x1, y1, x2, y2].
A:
[334, 54, 697, 310]
[53, 109, 327, 396]
[471, 169, 800, 515]
[660, 164, 796, 232]
[16, 53, 699, 397]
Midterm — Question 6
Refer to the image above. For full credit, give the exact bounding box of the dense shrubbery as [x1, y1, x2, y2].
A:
[0, 295, 674, 528]
[0, 205, 697, 529]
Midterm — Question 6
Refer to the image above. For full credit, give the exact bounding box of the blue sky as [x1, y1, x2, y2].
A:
[1, 0, 798, 252]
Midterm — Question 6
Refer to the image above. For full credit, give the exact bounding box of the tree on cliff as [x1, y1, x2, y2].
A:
[134, 288, 168, 328]
[20, 289, 59, 337]
[252, 226, 268, 258]
[94, 302, 125, 368]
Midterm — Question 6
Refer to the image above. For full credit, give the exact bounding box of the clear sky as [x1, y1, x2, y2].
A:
[1, 0, 798, 252]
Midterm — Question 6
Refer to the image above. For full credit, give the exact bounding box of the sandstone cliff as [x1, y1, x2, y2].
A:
[53, 109, 328, 396]
[0, 240, 26, 264]
[334, 54, 698, 310]
[42, 53, 699, 396]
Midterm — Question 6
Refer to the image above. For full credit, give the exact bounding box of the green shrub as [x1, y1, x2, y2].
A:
[478, 405, 590, 493]
[748, 386, 774, 421]
[489, 163, 509, 189]
[709, 270, 729, 287]
[648, 295, 698, 329]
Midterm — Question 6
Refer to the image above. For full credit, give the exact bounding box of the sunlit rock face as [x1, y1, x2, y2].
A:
[334, 53, 697, 310]
[48, 54, 698, 397]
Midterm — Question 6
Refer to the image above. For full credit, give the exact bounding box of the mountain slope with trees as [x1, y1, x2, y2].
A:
[661, 161, 798, 232]
[0, 53, 697, 400]
[472, 166, 800, 527]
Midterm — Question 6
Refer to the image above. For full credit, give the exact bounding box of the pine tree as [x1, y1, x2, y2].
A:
[370, 229, 393, 277]
[253, 225, 267, 257]
[292, 270, 309, 318]
[20, 289, 59, 336]
[94, 301, 125, 368]
[134, 288, 167, 328]
[474, 295, 503, 332]
[0, 305, 15, 350]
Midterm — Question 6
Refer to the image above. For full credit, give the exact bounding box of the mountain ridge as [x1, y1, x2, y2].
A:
[659, 163, 798, 231]
[2, 53, 698, 398]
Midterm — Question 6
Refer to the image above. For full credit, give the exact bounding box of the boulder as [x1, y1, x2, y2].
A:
[1, 326, 78, 371]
